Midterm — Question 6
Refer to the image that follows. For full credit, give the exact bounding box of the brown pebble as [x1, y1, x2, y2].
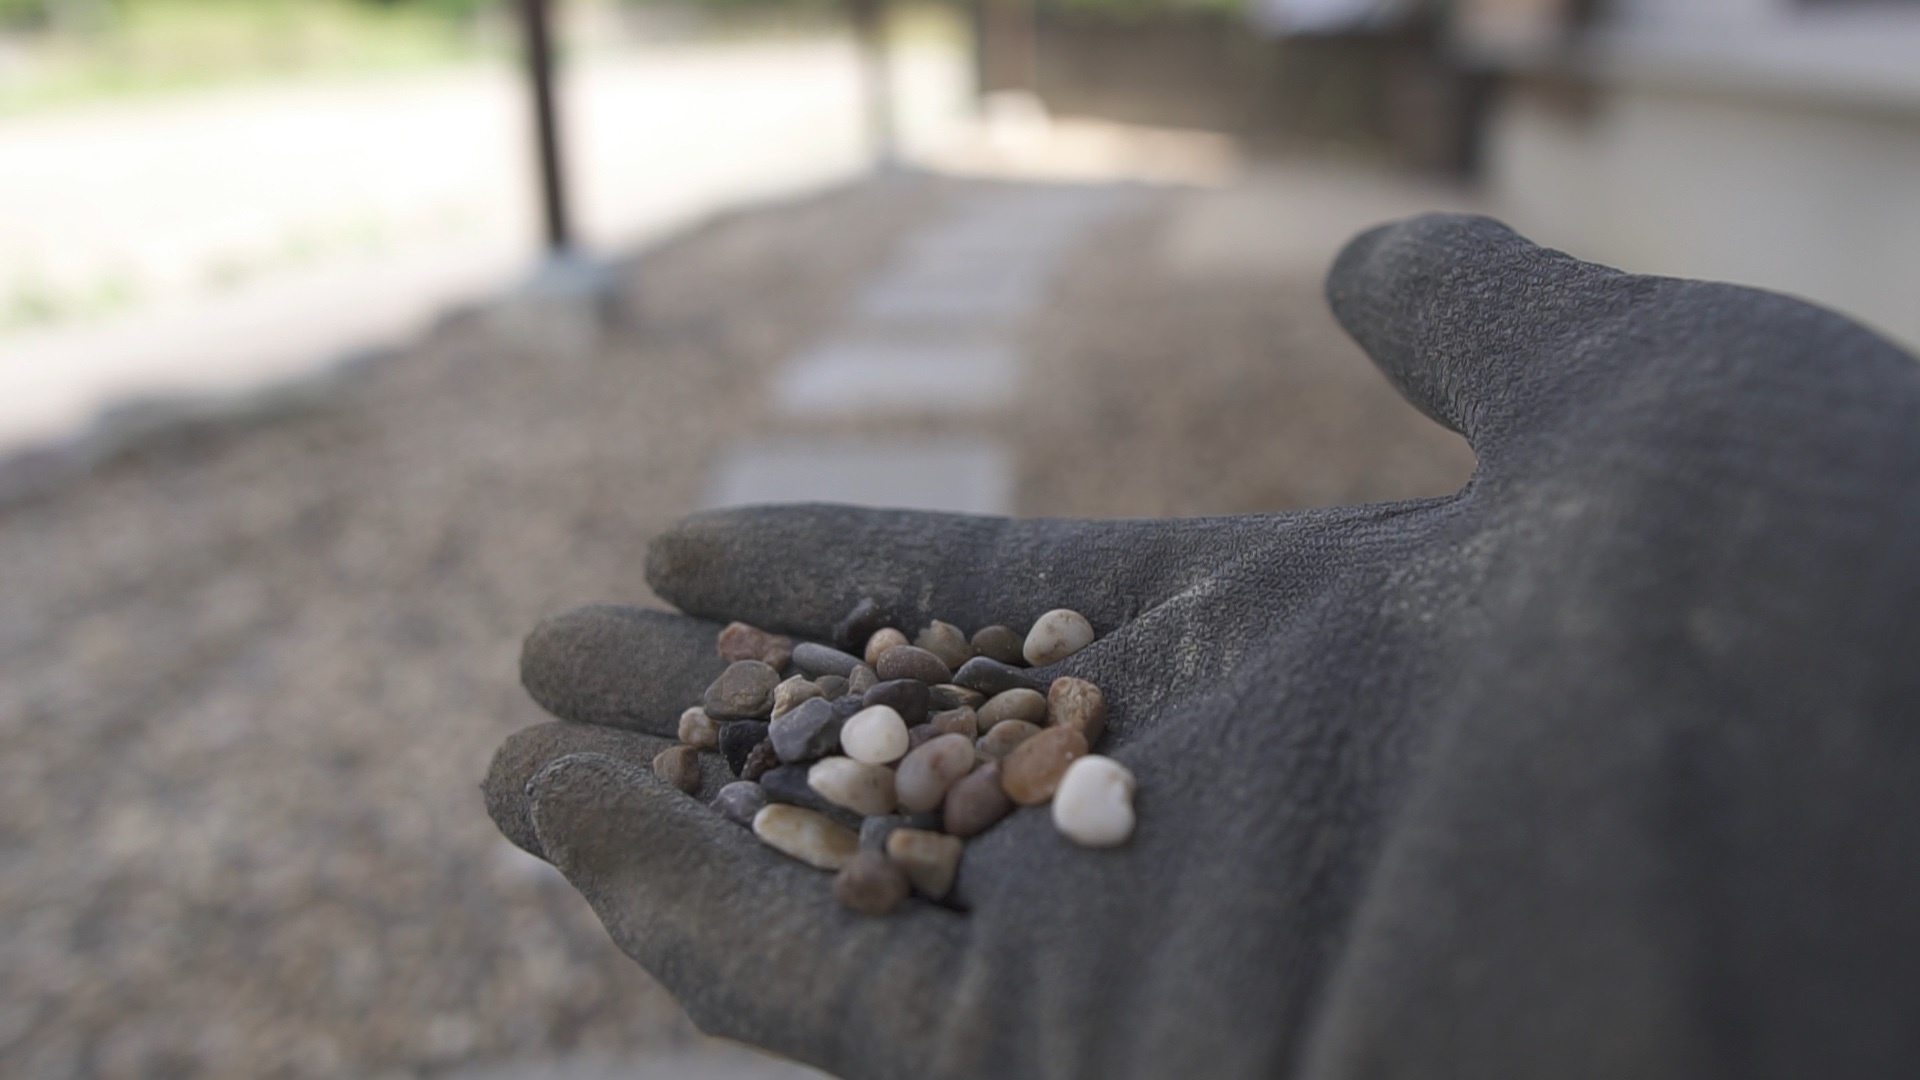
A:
[906, 725, 941, 752]
[741, 738, 780, 782]
[930, 707, 979, 740]
[944, 762, 1014, 838]
[979, 688, 1048, 730]
[815, 675, 849, 700]
[976, 719, 1041, 760]
[770, 676, 823, 720]
[864, 627, 908, 668]
[717, 622, 793, 670]
[930, 684, 986, 711]
[970, 624, 1028, 666]
[652, 744, 703, 795]
[876, 644, 953, 685]
[704, 660, 781, 719]
[1000, 726, 1088, 805]
[834, 850, 910, 916]
[885, 828, 964, 899]
[848, 664, 879, 696]
[914, 620, 975, 671]
[1047, 677, 1109, 745]
[678, 707, 720, 749]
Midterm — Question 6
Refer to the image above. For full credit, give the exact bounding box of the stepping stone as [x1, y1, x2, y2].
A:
[773, 338, 1018, 415]
[704, 438, 1013, 514]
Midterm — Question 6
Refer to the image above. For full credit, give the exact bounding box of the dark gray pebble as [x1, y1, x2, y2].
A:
[929, 684, 986, 711]
[761, 764, 863, 829]
[970, 625, 1028, 666]
[831, 694, 868, 720]
[834, 597, 895, 650]
[875, 645, 953, 685]
[815, 675, 849, 700]
[719, 721, 770, 775]
[858, 812, 942, 853]
[863, 678, 931, 726]
[770, 696, 844, 764]
[704, 659, 781, 719]
[792, 642, 864, 679]
[953, 656, 1042, 697]
[712, 781, 768, 826]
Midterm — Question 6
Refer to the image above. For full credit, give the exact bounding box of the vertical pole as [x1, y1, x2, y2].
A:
[851, 0, 896, 166]
[518, 0, 573, 256]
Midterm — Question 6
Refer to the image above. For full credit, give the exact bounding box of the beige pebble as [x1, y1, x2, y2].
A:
[834, 850, 910, 915]
[652, 744, 703, 795]
[770, 676, 824, 720]
[864, 627, 908, 668]
[841, 704, 910, 765]
[1022, 609, 1095, 666]
[978, 688, 1048, 730]
[1052, 755, 1136, 848]
[930, 684, 985, 711]
[677, 707, 720, 750]
[914, 620, 975, 671]
[1000, 726, 1088, 805]
[930, 706, 979, 740]
[885, 827, 964, 899]
[753, 805, 859, 871]
[808, 756, 898, 817]
[976, 719, 1041, 760]
[1046, 677, 1109, 745]
[894, 733, 977, 814]
[943, 762, 1014, 838]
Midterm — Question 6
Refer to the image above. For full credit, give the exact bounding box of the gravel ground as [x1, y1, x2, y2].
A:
[0, 171, 1471, 1080]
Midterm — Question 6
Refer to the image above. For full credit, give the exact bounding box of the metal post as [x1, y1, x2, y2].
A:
[518, 0, 573, 256]
[851, 0, 896, 166]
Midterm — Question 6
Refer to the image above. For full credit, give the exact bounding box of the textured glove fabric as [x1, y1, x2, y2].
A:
[483, 214, 1920, 1079]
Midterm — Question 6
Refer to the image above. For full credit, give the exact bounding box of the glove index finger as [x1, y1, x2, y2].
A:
[521, 606, 727, 734]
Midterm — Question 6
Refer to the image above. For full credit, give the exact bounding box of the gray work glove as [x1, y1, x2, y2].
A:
[484, 215, 1920, 1080]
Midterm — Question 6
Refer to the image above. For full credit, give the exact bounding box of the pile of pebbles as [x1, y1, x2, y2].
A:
[654, 600, 1137, 916]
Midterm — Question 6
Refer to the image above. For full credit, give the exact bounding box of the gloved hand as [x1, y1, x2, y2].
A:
[484, 215, 1920, 1080]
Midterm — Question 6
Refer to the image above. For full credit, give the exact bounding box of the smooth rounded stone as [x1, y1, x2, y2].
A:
[906, 725, 941, 753]
[885, 828, 964, 899]
[719, 721, 771, 775]
[1000, 726, 1089, 805]
[841, 705, 910, 765]
[792, 642, 864, 680]
[712, 781, 768, 826]
[944, 762, 1014, 838]
[761, 764, 863, 829]
[847, 664, 879, 696]
[653, 745, 703, 795]
[1052, 755, 1136, 848]
[914, 620, 975, 672]
[717, 622, 793, 670]
[704, 660, 780, 720]
[978, 688, 1048, 730]
[834, 597, 895, 651]
[831, 693, 868, 720]
[976, 720, 1042, 760]
[834, 850, 911, 916]
[1047, 676, 1109, 745]
[815, 675, 849, 700]
[970, 624, 1028, 666]
[860, 814, 908, 853]
[863, 627, 908, 668]
[953, 656, 1042, 697]
[808, 756, 898, 817]
[875, 645, 953, 686]
[769, 696, 844, 764]
[894, 733, 977, 814]
[753, 805, 859, 871]
[770, 676, 824, 720]
[678, 707, 721, 750]
[929, 707, 979, 740]
[863, 679, 931, 726]
[1023, 608, 1096, 666]
[929, 684, 986, 712]
[742, 739, 780, 783]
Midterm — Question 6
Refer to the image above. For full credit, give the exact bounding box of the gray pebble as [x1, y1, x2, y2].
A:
[815, 675, 849, 700]
[970, 625, 1027, 666]
[913, 620, 975, 672]
[876, 644, 953, 685]
[719, 721, 770, 775]
[863, 678, 931, 726]
[860, 814, 909, 853]
[906, 725, 940, 752]
[834, 849, 910, 916]
[929, 684, 986, 711]
[953, 656, 1042, 697]
[712, 781, 768, 826]
[760, 763, 864, 830]
[704, 659, 781, 719]
[847, 663, 879, 696]
[652, 745, 703, 795]
[930, 707, 979, 740]
[978, 688, 1048, 730]
[831, 693, 868, 720]
[976, 719, 1042, 760]
[834, 597, 895, 650]
[678, 706, 721, 749]
[792, 642, 864, 679]
[770, 676, 823, 720]
[770, 696, 844, 764]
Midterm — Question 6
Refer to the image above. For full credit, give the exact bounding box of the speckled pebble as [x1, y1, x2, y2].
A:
[808, 756, 898, 817]
[753, 805, 859, 871]
[863, 627, 908, 668]
[815, 675, 849, 700]
[719, 721, 770, 775]
[770, 676, 823, 720]
[875, 645, 952, 686]
[885, 828, 964, 899]
[652, 745, 703, 795]
[704, 660, 781, 719]
[969, 625, 1027, 666]
[952, 656, 1041, 697]
[929, 707, 979, 740]
[1000, 726, 1089, 805]
[792, 642, 863, 680]
[834, 597, 895, 651]
[929, 684, 985, 711]
[894, 733, 977, 814]
[978, 688, 1048, 730]
[833, 850, 910, 915]
[741, 739, 780, 783]
[1052, 755, 1136, 847]
[769, 697, 844, 764]
[943, 762, 1014, 838]
[847, 664, 879, 696]
[1047, 677, 1109, 745]
[1023, 609, 1096, 666]
[914, 620, 974, 671]
[863, 678, 930, 726]
[678, 707, 720, 750]
[711, 781, 767, 827]
[717, 622, 793, 670]
[975, 719, 1041, 760]
[840, 705, 910, 765]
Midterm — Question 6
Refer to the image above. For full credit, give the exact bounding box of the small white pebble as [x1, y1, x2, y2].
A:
[1052, 755, 1136, 848]
[1023, 609, 1095, 666]
[841, 704, 910, 765]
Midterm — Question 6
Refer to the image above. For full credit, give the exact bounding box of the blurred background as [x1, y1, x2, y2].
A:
[1, 0, 1915, 1076]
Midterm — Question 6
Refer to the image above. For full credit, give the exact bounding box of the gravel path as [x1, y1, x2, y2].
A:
[0, 171, 1470, 1079]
